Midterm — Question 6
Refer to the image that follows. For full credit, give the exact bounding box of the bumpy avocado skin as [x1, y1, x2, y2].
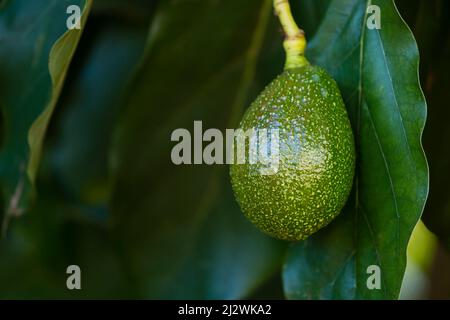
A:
[230, 65, 355, 241]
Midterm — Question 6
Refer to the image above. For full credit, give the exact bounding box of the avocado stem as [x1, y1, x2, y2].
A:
[273, 0, 309, 69]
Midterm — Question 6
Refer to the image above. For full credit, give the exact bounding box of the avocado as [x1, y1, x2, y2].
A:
[229, 64, 355, 241]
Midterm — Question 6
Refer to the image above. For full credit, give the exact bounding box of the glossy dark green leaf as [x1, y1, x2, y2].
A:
[110, 0, 286, 299]
[283, 0, 428, 299]
[0, 0, 91, 227]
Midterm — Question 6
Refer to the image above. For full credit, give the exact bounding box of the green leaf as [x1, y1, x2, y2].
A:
[110, 0, 286, 299]
[0, 0, 91, 227]
[283, 0, 428, 299]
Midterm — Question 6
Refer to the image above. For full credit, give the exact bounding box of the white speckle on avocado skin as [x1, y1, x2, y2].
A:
[230, 65, 355, 241]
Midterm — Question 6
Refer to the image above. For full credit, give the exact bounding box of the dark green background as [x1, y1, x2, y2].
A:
[0, 0, 448, 299]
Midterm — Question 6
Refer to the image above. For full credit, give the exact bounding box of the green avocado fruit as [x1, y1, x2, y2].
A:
[230, 64, 355, 241]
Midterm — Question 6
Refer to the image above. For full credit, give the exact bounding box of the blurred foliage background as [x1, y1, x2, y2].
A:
[0, 0, 449, 299]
